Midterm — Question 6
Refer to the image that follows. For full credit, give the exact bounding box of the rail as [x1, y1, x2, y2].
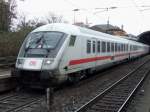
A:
[0, 92, 43, 112]
[75, 59, 150, 112]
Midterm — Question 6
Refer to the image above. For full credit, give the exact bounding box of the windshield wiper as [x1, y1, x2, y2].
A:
[25, 33, 51, 56]
[25, 42, 32, 51]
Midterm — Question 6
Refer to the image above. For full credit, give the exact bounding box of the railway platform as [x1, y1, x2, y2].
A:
[0, 69, 16, 92]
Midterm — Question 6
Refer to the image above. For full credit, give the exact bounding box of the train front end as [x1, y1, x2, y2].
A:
[13, 30, 68, 88]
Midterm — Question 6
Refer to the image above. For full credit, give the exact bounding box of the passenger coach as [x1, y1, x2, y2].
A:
[13, 23, 149, 88]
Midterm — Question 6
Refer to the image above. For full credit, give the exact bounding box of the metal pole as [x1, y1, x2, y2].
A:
[46, 87, 54, 111]
[74, 10, 75, 24]
[107, 8, 109, 29]
[73, 9, 79, 24]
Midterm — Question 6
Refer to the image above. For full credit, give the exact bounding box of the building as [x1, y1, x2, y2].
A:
[73, 22, 89, 28]
[90, 24, 127, 36]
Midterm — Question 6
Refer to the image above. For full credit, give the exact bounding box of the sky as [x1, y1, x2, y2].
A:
[16, 0, 150, 35]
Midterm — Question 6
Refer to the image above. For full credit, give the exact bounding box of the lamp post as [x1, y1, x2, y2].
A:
[94, 6, 117, 27]
[94, 6, 117, 14]
[106, 7, 117, 28]
[73, 9, 79, 24]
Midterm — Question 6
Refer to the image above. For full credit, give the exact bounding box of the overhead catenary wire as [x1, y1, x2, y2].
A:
[60, 0, 149, 31]
[130, 0, 144, 34]
[62, 0, 107, 24]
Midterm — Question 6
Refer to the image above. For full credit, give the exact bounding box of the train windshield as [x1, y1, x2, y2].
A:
[18, 31, 66, 58]
[26, 32, 63, 49]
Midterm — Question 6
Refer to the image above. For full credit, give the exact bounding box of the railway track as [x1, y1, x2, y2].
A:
[0, 91, 44, 112]
[75, 58, 150, 112]
[0, 57, 16, 92]
[20, 56, 150, 112]
[0, 56, 149, 112]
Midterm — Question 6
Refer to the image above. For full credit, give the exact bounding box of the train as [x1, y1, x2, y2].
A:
[12, 23, 149, 88]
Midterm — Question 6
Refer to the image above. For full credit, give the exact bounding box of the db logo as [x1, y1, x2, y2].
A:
[29, 61, 36, 66]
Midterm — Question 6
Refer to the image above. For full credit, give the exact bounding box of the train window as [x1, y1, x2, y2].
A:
[129, 45, 130, 51]
[107, 42, 110, 52]
[69, 35, 76, 46]
[97, 41, 100, 53]
[120, 44, 122, 51]
[111, 43, 114, 52]
[136, 46, 138, 50]
[132, 45, 133, 51]
[102, 41, 106, 53]
[123, 44, 125, 51]
[118, 44, 120, 52]
[121, 44, 124, 52]
[118, 44, 121, 52]
[133, 46, 134, 50]
[93, 41, 96, 53]
[120, 44, 123, 52]
[130, 45, 132, 51]
[127, 45, 129, 51]
[115, 43, 117, 52]
[87, 40, 91, 53]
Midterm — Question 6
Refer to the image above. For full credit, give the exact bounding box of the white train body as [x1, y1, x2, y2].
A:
[15, 23, 149, 87]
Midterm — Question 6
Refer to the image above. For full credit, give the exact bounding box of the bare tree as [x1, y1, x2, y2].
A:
[17, 14, 46, 30]
[17, 11, 67, 31]
[30, 18, 46, 27]
[46, 12, 64, 23]
[17, 14, 30, 30]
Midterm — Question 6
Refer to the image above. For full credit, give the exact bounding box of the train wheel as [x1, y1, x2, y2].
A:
[85, 69, 94, 77]
[68, 74, 80, 84]
[68, 71, 85, 84]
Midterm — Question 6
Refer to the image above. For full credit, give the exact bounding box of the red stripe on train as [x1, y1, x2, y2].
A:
[69, 51, 143, 66]
[69, 56, 111, 65]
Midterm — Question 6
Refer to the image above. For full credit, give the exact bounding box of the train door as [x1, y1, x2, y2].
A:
[91, 38, 97, 68]
[111, 42, 115, 61]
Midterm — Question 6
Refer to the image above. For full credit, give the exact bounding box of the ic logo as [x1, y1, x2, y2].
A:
[29, 61, 36, 66]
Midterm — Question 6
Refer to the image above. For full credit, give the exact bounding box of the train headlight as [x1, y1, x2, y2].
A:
[44, 59, 53, 65]
[46, 60, 51, 64]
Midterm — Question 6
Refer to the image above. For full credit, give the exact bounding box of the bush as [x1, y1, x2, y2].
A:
[0, 29, 32, 57]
